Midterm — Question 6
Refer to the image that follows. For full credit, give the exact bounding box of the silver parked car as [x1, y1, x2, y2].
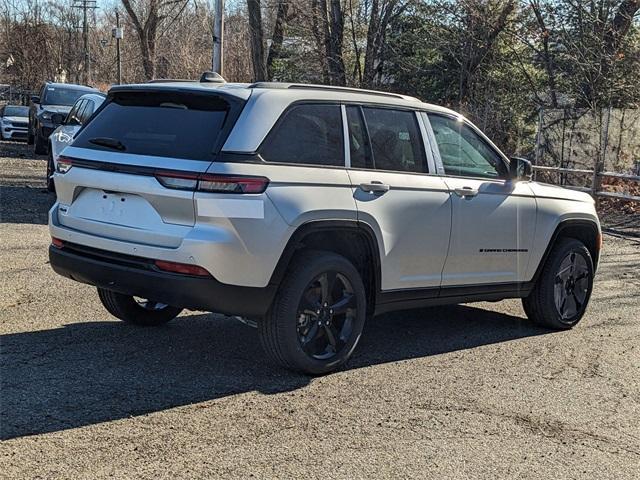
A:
[0, 105, 29, 140]
[48, 76, 601, 374]
[46, 92, 106, 192]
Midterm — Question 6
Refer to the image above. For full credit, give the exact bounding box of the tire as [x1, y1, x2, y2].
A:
[27, 130, 34, 145]
[34, 130, 47, 155]
[523, 238, 594, 329]
[259, 250, 367, 375]
[46, 151, 55, 193]
[97, 287, 182, 326]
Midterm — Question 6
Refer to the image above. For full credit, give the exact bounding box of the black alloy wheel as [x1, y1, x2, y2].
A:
[523, 238, 594, 329]
[553, 250, 590, 322]
[296, 271, 357, 360]
[259, 250, 367, 375]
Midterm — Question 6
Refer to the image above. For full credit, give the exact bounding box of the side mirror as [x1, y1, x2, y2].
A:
[51, 113, 65, 125]
[509, 157, 533, 181]
[31, 95, 40, 104]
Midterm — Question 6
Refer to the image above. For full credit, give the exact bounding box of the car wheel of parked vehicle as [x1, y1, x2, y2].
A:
[34, 131, 47, 154]
[259, 250, 367, 375]
[97, 287, 182, 326]
[46, 151, 55, 193]
[523, 238, 594, 330]
[27, 130, 34, 145]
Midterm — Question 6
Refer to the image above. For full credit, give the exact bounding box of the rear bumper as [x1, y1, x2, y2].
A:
[49, 243, 276, 318]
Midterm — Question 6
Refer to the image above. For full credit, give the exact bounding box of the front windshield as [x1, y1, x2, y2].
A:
[3, 106, 29, 117]
[42, 86, 90, 106]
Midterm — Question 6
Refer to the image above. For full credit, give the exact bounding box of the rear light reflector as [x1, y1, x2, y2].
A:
[198, 174, 269, 194]
[56, 156, 73, 174]
[154, 260, 211, 277]
[51, 237, 64, 248]
[154, 171, 269, 194]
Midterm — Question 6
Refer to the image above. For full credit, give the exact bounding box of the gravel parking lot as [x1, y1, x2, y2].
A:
[1, 140, 639, 479]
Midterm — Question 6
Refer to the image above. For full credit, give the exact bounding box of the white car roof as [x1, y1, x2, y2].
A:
[109, 81, 462, 153]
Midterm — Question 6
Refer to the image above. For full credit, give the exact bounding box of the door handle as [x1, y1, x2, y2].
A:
[453, 186, 479, 198]
[359, 181, 390, 194]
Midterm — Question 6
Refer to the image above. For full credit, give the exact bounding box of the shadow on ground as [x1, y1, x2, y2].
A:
[1, 305, 548, 440]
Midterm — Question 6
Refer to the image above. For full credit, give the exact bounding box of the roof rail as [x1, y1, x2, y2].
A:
[200, 71, 226, 83]
[147, 79, 194, 83]
[248, 82, 413, 100]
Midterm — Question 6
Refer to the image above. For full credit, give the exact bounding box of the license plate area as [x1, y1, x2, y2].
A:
[66, 188, 163, 229]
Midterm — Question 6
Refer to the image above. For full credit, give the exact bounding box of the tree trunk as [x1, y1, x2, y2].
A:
[247, 0, 267, 82]
[311, 0, 330, 83]
[530, 0, 559, 108]
[319, 0, 346, 85]
[266, 0, 289, 80]
[362, 0, 406, 88]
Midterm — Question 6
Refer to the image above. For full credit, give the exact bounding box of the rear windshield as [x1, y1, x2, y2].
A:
[42, 86, 91, 106]
[73, 91, 231, 161]
[3, 106, 28, 117]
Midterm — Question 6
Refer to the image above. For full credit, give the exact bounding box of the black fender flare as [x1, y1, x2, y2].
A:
[531, 218, 601, 284]
[268, 219, 382, 300]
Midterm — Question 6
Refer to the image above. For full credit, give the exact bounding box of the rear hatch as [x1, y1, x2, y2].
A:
[54, 85, 247, 248]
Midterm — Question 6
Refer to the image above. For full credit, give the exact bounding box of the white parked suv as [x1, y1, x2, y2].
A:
[48, 75, 601, 374]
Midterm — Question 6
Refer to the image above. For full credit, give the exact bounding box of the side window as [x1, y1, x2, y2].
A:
[362, 107, 426, 173]
[261, 104, 344, 166]
[428, 114, 505, 179]
[67, 100, 83, 124]
[79, 100, 95, 124]
[345, 106, 370, 168]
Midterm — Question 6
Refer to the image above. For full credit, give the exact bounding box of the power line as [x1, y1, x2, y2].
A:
[72, 0, 98, 85]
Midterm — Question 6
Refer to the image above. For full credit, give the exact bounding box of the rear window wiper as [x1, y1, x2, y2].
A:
[89, 137, 126, 151]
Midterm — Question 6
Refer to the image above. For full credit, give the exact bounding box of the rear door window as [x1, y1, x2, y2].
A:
[72, 92, 232, 161]
[69, 100, 86, 125]
[362, 108, 426, 173]
[78, 100, 95, 124]
[260, 104, 344, 166]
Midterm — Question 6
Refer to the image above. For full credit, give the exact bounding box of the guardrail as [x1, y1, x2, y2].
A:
[531, 165, 640, 203]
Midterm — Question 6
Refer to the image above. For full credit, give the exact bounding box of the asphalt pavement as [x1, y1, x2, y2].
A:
[1, 141, 639, 479]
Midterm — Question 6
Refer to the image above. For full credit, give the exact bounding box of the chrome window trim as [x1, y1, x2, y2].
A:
[341, 104, 350, 168]
[416, 111, 436, 175]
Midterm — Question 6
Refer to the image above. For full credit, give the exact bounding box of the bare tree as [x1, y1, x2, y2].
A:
[247, 0, 267, 81]
[362, 0, 409, 87]
[121, 0, 188, 80]
[266, 0, 290, 79]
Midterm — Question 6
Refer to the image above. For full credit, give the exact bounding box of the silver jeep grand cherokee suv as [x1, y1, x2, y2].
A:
[49, 76, 601, 374]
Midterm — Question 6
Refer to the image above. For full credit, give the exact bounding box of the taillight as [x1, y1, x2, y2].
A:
[155, 171, 199, 190]
[154, 172, 269, 194]
[198, 174, 269, 194]
[56, 156, 73, 174]
[154, 260, 211, 277]
[51, 237, 64, 248]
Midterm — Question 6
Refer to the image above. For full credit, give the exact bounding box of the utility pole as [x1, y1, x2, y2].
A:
[113, 10, 123, 84]
[72, 0, 97, 85]
[212, 0, 225, 75]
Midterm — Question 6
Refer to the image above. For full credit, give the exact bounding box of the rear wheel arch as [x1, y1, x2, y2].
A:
[269, 220, 381, 318]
